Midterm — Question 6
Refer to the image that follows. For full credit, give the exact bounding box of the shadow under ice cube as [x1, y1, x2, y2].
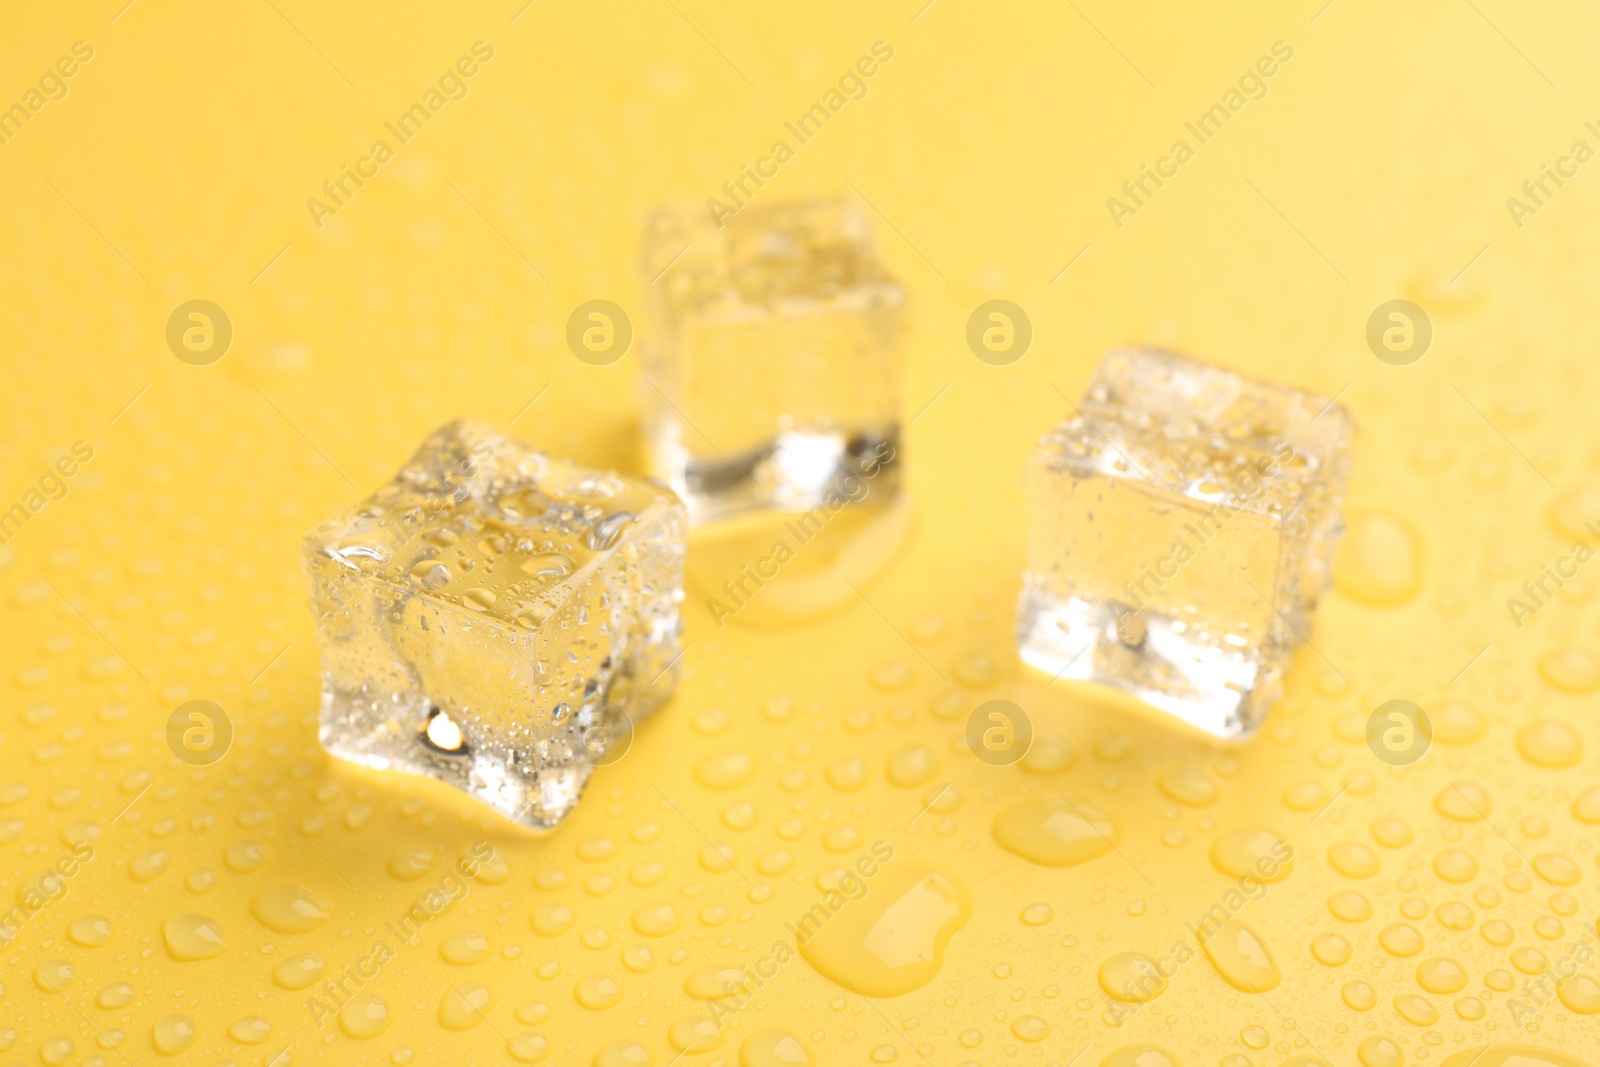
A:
[1017, 351, 1353, 740]
[640, 196, 905, 525]
[303, 420, 686, 828]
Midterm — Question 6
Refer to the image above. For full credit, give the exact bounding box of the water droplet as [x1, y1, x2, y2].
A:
[1328, 841, 1380, 878]
[440, 931, 491, 964]
[1357, 1036, 1404, 1067]
[740, 1028, 813, 1066]
[1020, 734, 1078, 774]
[1379, 922, 1423, 957]
[151, 1014, 196, 1055]
[1343, 980, 1377, 1010]
[341, 993, 391, 1039]
[1539, 648, 1600, 693]
[97, 983, 136, 1009]
[1283, 781, 1328, 811]
[1099, 1044, 1182, 1067]
[1198, 919, 1280, 991]
[668, 1017, 723, 1053]
[1518, 719, 1583, 767]
[1098, 952, 1167, 1002]
[1532, 852, 1580, 885]
[38, 1037, 73, 1066]
[250, 884, 332, 933]
[695, 751, 755, 789]
[272, 953, 326, 989]
[1010, 1014, 1050, 1041]
[67, 914, 112, 947]
[1433, 848, 1479, 883]
[1370, 817, 1412, 847]
[592, 1041, 652, 1067]
[1417, 957, 1468, 993]
[1393, 993, 1439, 1025]
[797, 863, 969, 996]
[885, 744, 939, 787]
[1311, 932, 1352, 965]
[130, 848, 170, 881]
[229, 1016, 272, 1044]
[1574, 785, 1600, 823]
[1329, 891, 1373, 922]
[575, 974, 621, 1009]
[388, 849, 434, 880]
[631, 902, 679, 937]
[439, 983, 492, 1029]
[1157, 767, 1218, 806]
[1557, 973, 1600, 1014]
[224, 839, 268, 872]
[992, 797, 1118, 866]
[1335, 510, 1422, 605]
[34, 959, 75, 993]
[953, 652, 1000, 687]
[509, 1032, 551, 1062]
[1435, 781, 1492, 821]
[1020, 903, 1054, 925]
[531, 903, 574, 936]
[1209, 827, 1293, 881]
[1511, 946, 1550, 974]
[163, 913, 227, 960]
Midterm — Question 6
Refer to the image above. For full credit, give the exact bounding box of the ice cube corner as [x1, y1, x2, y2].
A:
[302, 420, 686, 828]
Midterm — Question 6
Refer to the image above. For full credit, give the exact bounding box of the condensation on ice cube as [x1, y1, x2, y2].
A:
[1017, 350, 1354, 739]
[302, 420, 686, 828]
[639, 196, 906, 525]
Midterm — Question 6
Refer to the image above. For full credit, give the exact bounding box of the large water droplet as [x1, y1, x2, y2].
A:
[250, 884, 332, 933]
[1098, 1043, 1181, 1067]
[740, 1028, 813, 1066]
[1098, 952, 1167, 1002]
[162, 913, 227, 960]
[992, 797, 1118, 866]
[151, 1014, 196, 1055]
[796, 863, 969, 996]
[1335, 511, 1422, 605]
[439, 983, 492, 1029]
[1209, 826, 1293, 881]
[1197, 920, 1279, 992]
[340, 993, 391, 1039]
[272, 953, 326, 989]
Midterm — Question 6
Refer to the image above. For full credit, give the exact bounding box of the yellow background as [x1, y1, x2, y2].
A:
[3, 0, 1600, 1064]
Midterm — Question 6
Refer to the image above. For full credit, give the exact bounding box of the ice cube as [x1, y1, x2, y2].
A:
[1017, 350, 1353, 739]
[302, 420, 686, 828]
[639, 196, 906, 524]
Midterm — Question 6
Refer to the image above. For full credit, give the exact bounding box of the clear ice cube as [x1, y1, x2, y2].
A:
[1017, 350, 1353, 739]
[302, 420, 686, 828]
[640, 196, 906, 524]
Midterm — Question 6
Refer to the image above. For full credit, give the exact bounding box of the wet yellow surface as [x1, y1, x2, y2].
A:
[4, 1, 1600, 1065]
